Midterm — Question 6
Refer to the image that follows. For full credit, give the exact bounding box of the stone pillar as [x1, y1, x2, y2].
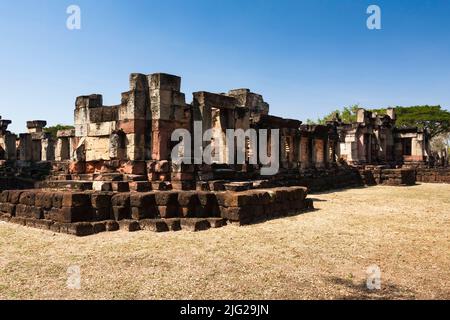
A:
[55, 138, 69, 161]
[109, 131, 126, 160]
[0, 119, 16, 161]
[27, 120, 47, 133]
[0, 132, 17, 161]
[148, 73, 190, 162]
[300, 136, 309, 169]
[41, 134, 55, 161]
[314, 139, 325, 168]
[19, 133, 32, 161]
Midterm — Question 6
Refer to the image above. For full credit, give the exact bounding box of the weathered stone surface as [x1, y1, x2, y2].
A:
[207, 217, 227, 228]
[91, 221, 107, 233]
[105, 220, 119, 231]
[46, 206, 93, 223]
[112, 206, 130, 221]
[139, 219, 169, 232]
[111, 193, 130, 207]
[19, 191, 36, 206]
[180, 218, 211, 232]
[15, 204, 43, 219]
[68, 222, 94, 237]
[118, 219, 140, 232]
[62, 192, 91, 207]
[155, 191, 179, 206]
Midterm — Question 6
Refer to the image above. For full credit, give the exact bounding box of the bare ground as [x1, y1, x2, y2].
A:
[0, 183, 449, 300]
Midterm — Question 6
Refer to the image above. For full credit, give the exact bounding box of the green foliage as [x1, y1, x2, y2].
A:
[43, 124, 74, 138]
[391, 105, 450, 138]
[315, 105, 450, 138]
[311, 104, 360, 125]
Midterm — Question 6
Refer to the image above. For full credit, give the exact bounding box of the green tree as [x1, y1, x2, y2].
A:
[313, 104, 360, 124]
[43, 124, 74, 138]
[316, 105, 450, 138]
[390, 105, 450, 138]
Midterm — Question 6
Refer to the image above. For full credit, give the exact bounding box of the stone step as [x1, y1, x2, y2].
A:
[212, 168, 236, 180]
[36, 180, 93, 191]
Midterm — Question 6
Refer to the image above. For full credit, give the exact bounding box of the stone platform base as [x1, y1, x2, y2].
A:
[0, 186, 313, 236]
[0, 215, 228, 236]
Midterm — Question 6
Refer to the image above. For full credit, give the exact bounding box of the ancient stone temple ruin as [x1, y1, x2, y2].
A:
[0, 72, 448, 236]
[336, 108, 431, 167]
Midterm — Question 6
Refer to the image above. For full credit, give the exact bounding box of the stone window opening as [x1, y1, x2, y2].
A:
[402, 138, 412, 156]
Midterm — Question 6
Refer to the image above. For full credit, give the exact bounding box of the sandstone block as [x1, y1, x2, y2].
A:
[15, 204, 43, 219]
[207, 218, 227, 228]
[139, 219, 169, 232]
[111, 193, 131, 207]
[112, 206, 130, 221]
[155, 191, 179, 206]
[62, 193, 91, 207]
[119, 220, 141, 232]
[68, 222, 94, 237]
[180, 218, 211, 232]
[19, 191, 36, 206]
[105, 220, 120, 231]
[46, 206, 93, 223]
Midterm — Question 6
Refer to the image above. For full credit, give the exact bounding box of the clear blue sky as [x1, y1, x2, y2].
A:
[1, 0, 449, 133]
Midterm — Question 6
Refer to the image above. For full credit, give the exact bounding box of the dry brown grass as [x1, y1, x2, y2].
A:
[0, 183, 449, 300]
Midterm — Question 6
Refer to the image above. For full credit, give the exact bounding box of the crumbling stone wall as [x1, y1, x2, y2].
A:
[415, 168, 450, 183]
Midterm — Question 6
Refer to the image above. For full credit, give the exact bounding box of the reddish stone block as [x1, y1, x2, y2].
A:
[62, 193, 91, 207]
[15, 204, 43, 219]
[112, 206, 130, 220]
[0, 203, 16, 216]
[117, 119, 146, 135]
[0, 214, 11, 222]
[220, 206, 253, 221]
[157, 204, 180, 218]
[10, 216, 26, 225]
[52, 192, 64, 208]
[129, 181, 152, 192]
[34, 219, 54, 230]
[111, 193, 130, 207]
[171, 172, 194, 181]
[69, 161, 86, 174]
[139, 219, 169, 232]
[91, 193, 112, 209]
[35, 192, 53, 210]
[112, 181, 130, 192]
[0, 191, 9, 203]
[105, 220, 119, 231]
[8, 191, 23, 204]
[68, 222, 94, 237]
[94, 207, 112, 221]
[131, 206, 157, 220]
[92, 221, 107, 234]
[165, 218, 181, 231]
[118, 219, 141, 232]
[216, 191, 255, 207]
[118, 161, 146, 175]
[155, 160, 170, 173]
[19, 191, 36, 206]
[180, 218, 211, 232]
[207, 218, 227, 228]
[46, 206, 93, 223]
[155, 191, 179, 206]
[130, 192, 156, 207]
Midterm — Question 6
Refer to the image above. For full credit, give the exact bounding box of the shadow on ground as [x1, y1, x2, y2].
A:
[326, 276, 416, 300]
